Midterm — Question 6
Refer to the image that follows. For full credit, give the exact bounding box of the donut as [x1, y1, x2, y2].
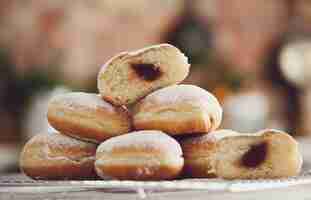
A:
[47, 92, 132, 143]
[95, 130, 184, 180]
[20, 132, 98, 180]
[133, 84, 222, 135]
[180, 129, 303, 179]
[97, 44, 190, 106]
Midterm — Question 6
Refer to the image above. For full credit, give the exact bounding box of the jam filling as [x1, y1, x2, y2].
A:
[131, 63, 162, 81]
[241, 142, 268, 168]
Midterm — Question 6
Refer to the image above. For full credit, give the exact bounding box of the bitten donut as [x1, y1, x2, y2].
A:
[95, 130, 184, 180]
[180, 129, 303, 179]
[133, 84, 222, 135]
[20, 132, 98, 180]
[97, 44, 190, 106]
[47, 92, 131, 143]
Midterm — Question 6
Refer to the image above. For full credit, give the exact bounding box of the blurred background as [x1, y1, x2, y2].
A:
[1, 0, 311, 174]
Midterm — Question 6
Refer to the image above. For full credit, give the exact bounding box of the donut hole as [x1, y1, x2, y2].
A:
[131, 63, 162, 81]
[241, 142, 268, 168]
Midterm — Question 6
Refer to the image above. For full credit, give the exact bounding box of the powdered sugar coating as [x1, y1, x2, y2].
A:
[183, 129, 293, 145]
[180, 130, 237, 148]
[21, 132, 97, 168]
[32, 132, 97, 150]
[127, 43, 189, 65]
[41, 143, 95, 164]
[20, 132, 98, 179]
[212, 129, 289, 139]
[97, 130, 182, 156]
[136, 84, 222, 127]
[141, 84, 216, 104]
[256, 129, 287, 136]
[49, 92, 115, 112]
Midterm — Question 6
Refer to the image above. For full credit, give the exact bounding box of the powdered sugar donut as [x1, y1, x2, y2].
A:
[97, 44, 190, 106]
[133, 84, 222, 135]
[20, 132, 98, 180]
[181, 129, 303, 179]
[95, 130, 184, 180]
[47, 92, 132, 143]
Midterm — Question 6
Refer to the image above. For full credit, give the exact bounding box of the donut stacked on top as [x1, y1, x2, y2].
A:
[20, 44, 302, 181]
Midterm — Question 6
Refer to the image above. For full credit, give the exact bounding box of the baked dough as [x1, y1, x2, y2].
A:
[97, 44, 190, 106]
[47, 92, 132, 143]
[95, 130, 184, 180]
[180, 129, 303, 179]
[20, 132, 98, 180]
[133, 84, 222, 135]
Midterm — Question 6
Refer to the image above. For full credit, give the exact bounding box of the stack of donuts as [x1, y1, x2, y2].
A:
[20, 44, 303, 181]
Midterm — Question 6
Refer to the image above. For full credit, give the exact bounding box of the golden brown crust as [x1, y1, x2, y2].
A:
[21, 161, 97, 180]
[133, 85, 222, 135]
[182, 158, 217, 178]
[20, 133, 98, 180]
[95, 163, 182, 181]
[180, 129, 238, 158]
[47, 92, 132, 143]
[180, 130, 230, 178]
[134, 114, 212, 135]
[95, 131, 184, 180]
[47, 117, 114, 143]
[181, 137, 217, 159]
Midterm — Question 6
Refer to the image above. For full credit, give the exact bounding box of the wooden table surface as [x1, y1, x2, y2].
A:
[1, 137, 311, 200]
